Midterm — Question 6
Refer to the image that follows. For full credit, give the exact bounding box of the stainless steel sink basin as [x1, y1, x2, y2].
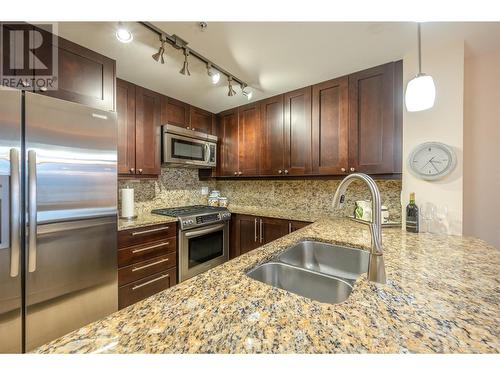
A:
[278, 240, 369, 281]
[246, 262, 353, 304]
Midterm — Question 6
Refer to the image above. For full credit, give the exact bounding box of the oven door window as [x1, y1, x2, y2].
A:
[171, 138, 205, 161]
[188, 229, 223, 268]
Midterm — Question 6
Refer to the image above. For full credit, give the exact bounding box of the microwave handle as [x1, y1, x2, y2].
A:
[204, 143, 210, 163]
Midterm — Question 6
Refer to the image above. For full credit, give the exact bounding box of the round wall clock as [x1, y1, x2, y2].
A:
[408, 142, 457, 181]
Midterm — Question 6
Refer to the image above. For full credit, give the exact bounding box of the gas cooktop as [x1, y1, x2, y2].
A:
[151, 205, 230, 230]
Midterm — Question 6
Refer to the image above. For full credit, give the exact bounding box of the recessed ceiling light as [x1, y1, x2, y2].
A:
[116, 23, 133, 44]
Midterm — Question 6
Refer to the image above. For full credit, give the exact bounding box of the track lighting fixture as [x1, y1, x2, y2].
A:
[179, 49, 191, 76]
[227, 76, 236, 96]
[116, 22, 133, 43]
[241, 84, 253, 101]
[152, 38, 166, 64]
[207, 63, 221, 84]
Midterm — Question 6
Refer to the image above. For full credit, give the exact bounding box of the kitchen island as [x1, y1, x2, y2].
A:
[35, 217, 499, 353]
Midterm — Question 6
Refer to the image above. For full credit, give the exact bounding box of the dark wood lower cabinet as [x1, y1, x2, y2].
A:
[118, 269, 177, 310]
[230, 214, 311, 259]
[260, 217, 289, 244]
[118, 223, 178, 309]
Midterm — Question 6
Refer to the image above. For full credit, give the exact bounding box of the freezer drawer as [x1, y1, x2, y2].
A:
[25, 216, 118, 351]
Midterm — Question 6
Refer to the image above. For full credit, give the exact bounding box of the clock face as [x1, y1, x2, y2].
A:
[408, 142, 456, 180]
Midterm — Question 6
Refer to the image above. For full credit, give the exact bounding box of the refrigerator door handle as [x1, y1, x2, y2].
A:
[9, 149, 21, 277]
[28, 150, 37, 273]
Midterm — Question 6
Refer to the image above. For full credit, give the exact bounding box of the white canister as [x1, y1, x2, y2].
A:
[120, 188, 135, 218]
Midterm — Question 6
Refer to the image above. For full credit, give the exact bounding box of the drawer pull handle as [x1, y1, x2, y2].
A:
[131, 226, 169, 236]
[132, 258, 169, 272]
[132, 242, 170, 254]
[132, 273, 169, 290]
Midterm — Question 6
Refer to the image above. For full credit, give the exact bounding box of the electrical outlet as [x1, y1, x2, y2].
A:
[201, 186, 209, 195]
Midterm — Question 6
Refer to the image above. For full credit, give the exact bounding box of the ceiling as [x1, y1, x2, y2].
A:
[57, 22, 500, 113]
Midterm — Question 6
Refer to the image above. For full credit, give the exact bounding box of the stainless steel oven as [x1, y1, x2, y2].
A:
[151, 205, 231, 283]
[179, 221, 229, 282]
[162, 124, 217, 168]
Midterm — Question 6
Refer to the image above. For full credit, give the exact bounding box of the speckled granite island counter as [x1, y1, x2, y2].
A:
[36, 218, 499, 353]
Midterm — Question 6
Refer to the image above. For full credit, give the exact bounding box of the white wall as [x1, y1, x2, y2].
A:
[463, 49, 500, 249]
[401, 40, 464, 235]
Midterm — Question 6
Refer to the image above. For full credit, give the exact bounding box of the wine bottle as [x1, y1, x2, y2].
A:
[406, 192, 419, 233]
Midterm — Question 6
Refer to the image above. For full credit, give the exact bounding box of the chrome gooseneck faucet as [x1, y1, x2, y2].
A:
[332, 173, 386, 284]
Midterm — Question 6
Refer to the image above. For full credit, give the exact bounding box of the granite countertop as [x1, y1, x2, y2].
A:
[118, 212, 178, 231]
[36, 217, 499, 353]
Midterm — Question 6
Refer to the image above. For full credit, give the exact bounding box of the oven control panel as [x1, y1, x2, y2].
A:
[180, 211, 231, 230]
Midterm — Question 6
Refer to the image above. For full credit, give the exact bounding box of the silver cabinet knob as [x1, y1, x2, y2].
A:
[341, 167, 346, 172]
[350, 167, 355, 172]
[130, 168, 135, 173]
[234, 171, 238, 175]
[284, 169, 289, 174]
[278, 170, 282, 174]
[138, 169, 143, 174]
[238, 171, 242, 175]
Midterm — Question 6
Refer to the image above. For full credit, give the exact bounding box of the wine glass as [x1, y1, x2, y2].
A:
[421, 202, 435, 233]
[435, 205, 449, 234]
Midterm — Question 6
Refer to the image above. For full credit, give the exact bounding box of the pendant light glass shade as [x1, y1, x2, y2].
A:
[405, 74, 436, 112]
[405, 23, 436, 112]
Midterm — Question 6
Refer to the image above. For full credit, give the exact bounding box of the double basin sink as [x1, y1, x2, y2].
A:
[246, 241, 369, 304]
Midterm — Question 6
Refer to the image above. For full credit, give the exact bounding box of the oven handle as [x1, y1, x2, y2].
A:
[184, 223, 226, 238]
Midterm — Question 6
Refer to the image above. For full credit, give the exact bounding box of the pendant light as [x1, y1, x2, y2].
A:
[405, 23, 436, 112]
[179, 49, 191, 76]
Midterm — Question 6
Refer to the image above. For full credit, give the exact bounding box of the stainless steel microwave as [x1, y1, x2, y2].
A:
[162, 124, 217, 168]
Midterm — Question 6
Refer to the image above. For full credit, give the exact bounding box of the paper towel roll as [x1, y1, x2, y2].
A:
[121, 188, 135, 218]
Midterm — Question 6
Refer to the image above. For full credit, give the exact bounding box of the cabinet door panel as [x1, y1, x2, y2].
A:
[348, 62, 396, 174]
[135, 86, 161, 175]
[284, 87, 312, 175]
[237, 215, 259, 255]
[116, 79, 136, 175]
[218, 108, 239, 177]
[163, 97, 190, 128]
[312, 77, 349, 175]
[238, 103, 261, 176]
[261, 217, 289, 244]
[260, 95, 284, 175]
[35, 28, 115, 111]
[190, 106, 214, 134]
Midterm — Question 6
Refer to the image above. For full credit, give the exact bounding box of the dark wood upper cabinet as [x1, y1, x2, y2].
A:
[34, 27, 115, 111]
[311, 76, 349, 175]
[117, 79, 136, 175]
[190, 106, 215, 134]
[348, 61, 398, 174]
[135, 86, 161, 176]
[260, 95, 285, 175]
[218, 108, 239, 177]
[238, 103, 261, 176]
[284, 87, 312, 175]
[163, 97, 190, 128]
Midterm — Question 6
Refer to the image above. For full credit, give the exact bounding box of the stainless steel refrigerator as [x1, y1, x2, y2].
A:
[0, 87, 118, 353]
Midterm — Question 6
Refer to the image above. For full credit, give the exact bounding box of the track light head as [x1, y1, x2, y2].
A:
[227, 76, 236, 96]
[179, 49, 191, 76]
[152, 39, 166, 64]
[241, 84, 253, 101]
[207, 63, 220, 84]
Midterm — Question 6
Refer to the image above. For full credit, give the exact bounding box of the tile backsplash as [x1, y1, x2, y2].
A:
[119, 167, 402, 221]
